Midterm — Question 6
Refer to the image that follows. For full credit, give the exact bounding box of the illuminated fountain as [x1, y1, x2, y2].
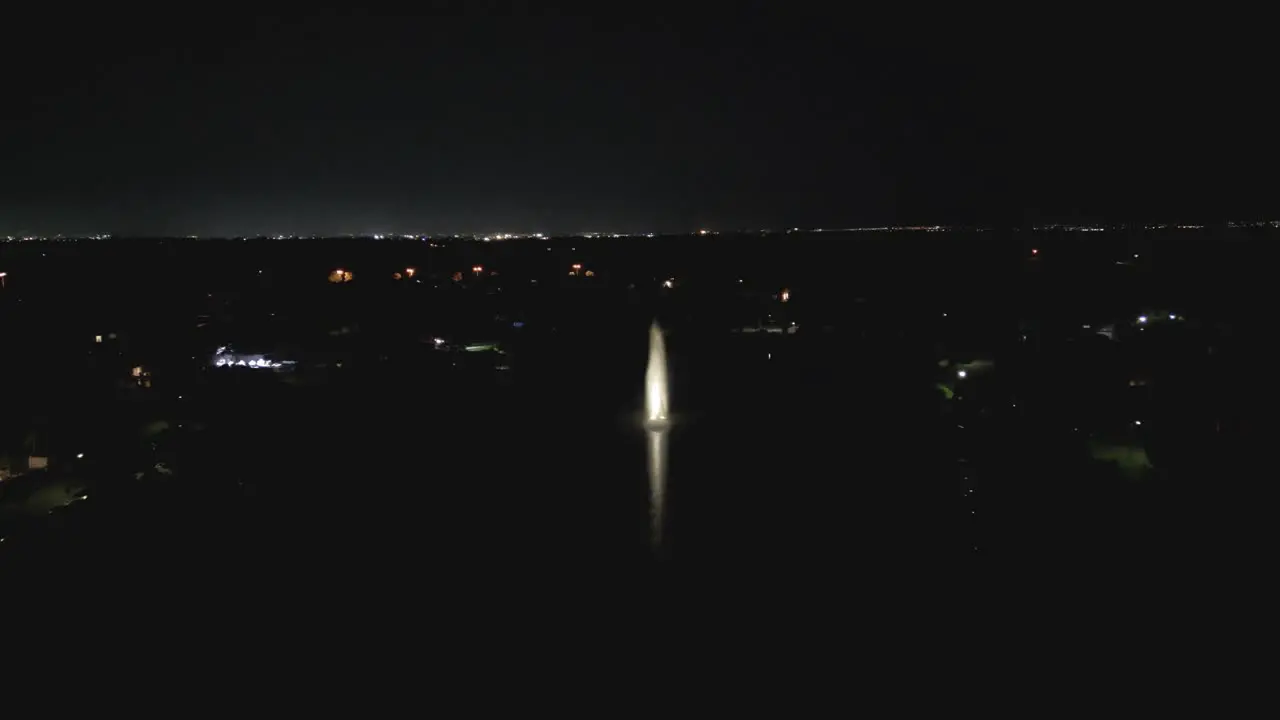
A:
[645, 321, 670, 552]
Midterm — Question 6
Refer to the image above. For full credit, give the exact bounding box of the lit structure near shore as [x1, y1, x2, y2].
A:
[211, 345, 292, 370]
[645, 321, 670, 552]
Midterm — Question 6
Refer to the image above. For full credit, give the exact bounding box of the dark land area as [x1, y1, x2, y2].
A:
[0, 229, 1270, 588]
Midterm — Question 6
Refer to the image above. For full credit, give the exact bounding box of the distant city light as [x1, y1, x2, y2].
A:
[76, 453, 84, 459]
[780, 288, 790, 302]
[662, 279, 674, 289]
[957, 370, 967, 378]
[405, 267, 416, 277]
[1137, 315, 1148, 323]
[1133, 420, 1142, 426]
[1031, 248, 1038, 255]
[472, 265, 484, 274]
[1169, 314, 1176, 320]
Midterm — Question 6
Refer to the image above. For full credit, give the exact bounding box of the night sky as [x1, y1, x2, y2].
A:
[4, 8, 1277, 236]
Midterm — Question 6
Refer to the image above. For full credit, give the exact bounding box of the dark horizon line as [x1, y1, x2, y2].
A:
[5, 220, 1279, 241]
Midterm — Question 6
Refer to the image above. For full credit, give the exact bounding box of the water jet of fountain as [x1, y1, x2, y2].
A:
[644, 321, 670, 552]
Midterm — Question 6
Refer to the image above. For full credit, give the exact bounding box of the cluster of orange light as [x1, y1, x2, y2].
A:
[393, 267, 417, 281]
[472, 265, 484, 274]
[329, 268, 354, 283]
[780, 288, 790, 302]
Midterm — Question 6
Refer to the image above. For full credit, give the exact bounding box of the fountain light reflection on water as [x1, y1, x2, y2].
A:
[645, 321, 670, 552]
